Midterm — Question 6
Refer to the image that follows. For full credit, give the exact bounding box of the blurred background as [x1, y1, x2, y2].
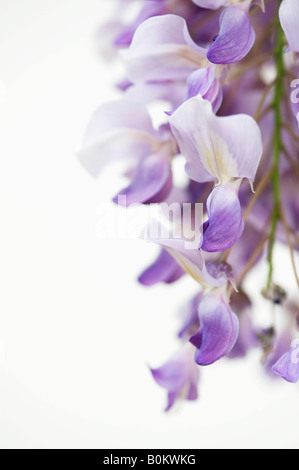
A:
[0, 0, 299, 449]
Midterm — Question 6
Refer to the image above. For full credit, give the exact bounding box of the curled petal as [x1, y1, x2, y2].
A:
[78, 100, 160, 176]
[169, 96, 263, 184]
[252, 1, 265, 12]
[264, 331, 292, 378]
[138, 249, 184, 286]
[186, 68, 223, 113]
[272, 341, 299, 383]
[113, 153, 172, 206]
[123, 14, 208, 82]
[202, 184, 244, 252]
[207, 6, 255, 64]
[190, 295, 239, 366]
[279, 0, 299, 53]
[193, 0, 264, 10]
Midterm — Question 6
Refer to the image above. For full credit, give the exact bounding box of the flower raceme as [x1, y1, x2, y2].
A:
[169, 96, 263, 251]
[80, 0, 299, 410]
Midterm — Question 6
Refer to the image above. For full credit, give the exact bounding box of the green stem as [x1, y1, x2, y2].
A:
[266, 14, 285, 289]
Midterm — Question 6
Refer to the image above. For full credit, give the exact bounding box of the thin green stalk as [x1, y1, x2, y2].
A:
[266, 14, 285, 289]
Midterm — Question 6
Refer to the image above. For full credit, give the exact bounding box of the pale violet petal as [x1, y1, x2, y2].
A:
[169, 96, 263, 184]
[207, 6, 255, 64]
[123, 14, 208, 82]
[279, 0, 299, 53]
[202, 184, 244, 252]
[78, 100, 161, 176]
[192, 0, 227, 9]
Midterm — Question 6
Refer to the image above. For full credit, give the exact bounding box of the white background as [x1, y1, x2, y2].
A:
[0, 0, 299, 449]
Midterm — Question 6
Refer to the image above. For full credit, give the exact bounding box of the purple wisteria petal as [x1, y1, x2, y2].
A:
[192, 0, 227, 9]
[279, 0, 299, 53]
[145, 232, 206, 286]
[189, 294, 239, 366]
[123, 14, 208, 82]
[272, 341, 299, 383]
[192, 0, 265, 11]
[169, 96, 263, 184]
[202, 184, 244, 252]
[78, 100, 161, 176]
[186, 68, 223, 113]
[78, 0, 299, 410]
[151, 347, 200, 411]
[205, 262, 235, 285]
[207, 6, 255, 64]
[113, 153, 172, 206]
[138, 249, 184, 286]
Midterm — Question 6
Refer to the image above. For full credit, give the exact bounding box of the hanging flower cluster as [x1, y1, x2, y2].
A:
[79, 0, 299, 410]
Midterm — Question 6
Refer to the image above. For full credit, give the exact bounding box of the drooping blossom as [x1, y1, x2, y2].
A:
[80, 0, 299, 409]
[150, 346, 200, 411]
[272, 340, 299, 383]
[189, 292, 239, 365]
[206, 6, 256, 64]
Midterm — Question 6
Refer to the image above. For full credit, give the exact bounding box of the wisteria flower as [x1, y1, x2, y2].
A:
[78, 100, 176, 205]
[151, 346, 200, 411]
[169, 96, 263, 250]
